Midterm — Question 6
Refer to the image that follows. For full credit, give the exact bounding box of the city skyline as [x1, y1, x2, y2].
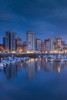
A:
[0, 0, 67, 43]
[0, 30, 67, 54]
[0, 30, 67, 44]
[0, 1, 67, 100]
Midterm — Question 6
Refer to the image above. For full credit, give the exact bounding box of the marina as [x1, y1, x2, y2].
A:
[1, 53, 67, 69]
[0, 0, 67, 99]
[0, 58, 67, 100]
[0, 56, 30, 69]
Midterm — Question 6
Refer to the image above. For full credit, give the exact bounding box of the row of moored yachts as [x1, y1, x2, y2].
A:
[39, 55, 67, 62]
[0, 57, 30, 68]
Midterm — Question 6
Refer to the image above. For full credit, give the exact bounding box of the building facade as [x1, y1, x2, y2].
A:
[0, 44, 4, 53]
[35, 38, 42, 53]
[17, 38, 23, 53]
[45, 39, 53, 53]
[41, 42, 45, 53]
[5, 30, 17, 52]
[26, 31, 35, 52]
[23, 41, 27, 53]
[3, 37, 5, 49]
[55, 37, 62, 51]
[17, 37, 23, 46]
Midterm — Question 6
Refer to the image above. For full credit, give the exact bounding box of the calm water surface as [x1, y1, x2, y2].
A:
[0, 58, 67, 100]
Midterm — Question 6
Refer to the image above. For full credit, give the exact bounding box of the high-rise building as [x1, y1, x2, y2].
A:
[23, 41, 27, 53]
[3, 37, 5, 48]
[35, 38, 42, 52]
[17, 37, 23, 46]
[52, 37, 63, 52]
[52, 38, 67, 53]
[55, 38, 62, 47]
[26, 31, 35, 51]
[45, 39, 53, 53]
[41, 42, 45, 53]
[0, 44, 4, 53]
[5, 30, 17, 52]
[17, 38, 23, 53]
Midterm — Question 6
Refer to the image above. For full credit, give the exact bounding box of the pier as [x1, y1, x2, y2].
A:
[0, 53, 67, 58]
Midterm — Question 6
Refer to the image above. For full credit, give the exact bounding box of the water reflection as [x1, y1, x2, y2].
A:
[26, 59, 35, 80]
[3, 64, 17, 80]
[3, 62, 23, 80]
[0, 58, 67, 80]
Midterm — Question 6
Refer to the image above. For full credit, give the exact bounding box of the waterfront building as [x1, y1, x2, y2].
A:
[41, 42, 45, 53]
[44, 39, 53, 53]
[0, 44, 4, 53]
[17, 38, 23, 53]
[17, 46, 23, 53]
[55, 37, 63, 51]
[53, 42, 57, 50]
[3, 37, 5, 49]
[17, 37, 23, 46]
[52, 37, 67, 53]
[55, 37, 62, 47]
[5, 30, 17, 52]
[62, 42, 67, 53]
[26, 31, 35, 53]
[35, 38, 42, 53]
[23, 41, 27, 53]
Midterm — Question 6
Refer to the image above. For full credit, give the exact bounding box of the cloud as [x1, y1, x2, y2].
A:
[0, 0, 67, 43]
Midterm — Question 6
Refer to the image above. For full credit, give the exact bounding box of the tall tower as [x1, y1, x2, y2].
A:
[35, 38, 42, 52]
[45, 39, 53, 53]
[26, 31, 35, 51]
[5, 30, 16, 51]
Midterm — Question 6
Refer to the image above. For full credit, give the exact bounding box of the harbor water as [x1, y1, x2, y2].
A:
[0, 58, 67, 100]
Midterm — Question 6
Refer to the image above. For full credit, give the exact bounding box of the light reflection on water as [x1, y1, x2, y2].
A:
[0, 58, 66, 80]
[0, 58, 67, 100]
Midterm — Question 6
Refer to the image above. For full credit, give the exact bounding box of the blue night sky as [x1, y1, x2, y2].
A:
[0, 0, 67, 43]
